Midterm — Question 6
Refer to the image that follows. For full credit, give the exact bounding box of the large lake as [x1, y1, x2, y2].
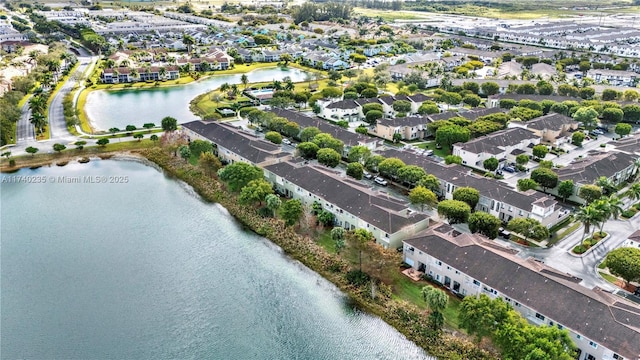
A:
[0, 159, 430, 359]
[84, 67, 311, 131]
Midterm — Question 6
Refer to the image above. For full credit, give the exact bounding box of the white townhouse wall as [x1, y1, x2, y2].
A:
[317, 99, 362, 122]
[586, 69, 637, 87]
[452, 127, 540, 172]
[264, 161, 430, 249]
[403, 225, 640, 360]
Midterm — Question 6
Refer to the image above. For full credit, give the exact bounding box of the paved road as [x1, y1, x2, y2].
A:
[16, 95, 35, 143]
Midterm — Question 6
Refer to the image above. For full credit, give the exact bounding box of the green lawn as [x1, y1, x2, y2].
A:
[599, 271, 618, 285]
[393, 275, 461, 329]
[316, 230, 338, 254]
[416, 141, 449, 157]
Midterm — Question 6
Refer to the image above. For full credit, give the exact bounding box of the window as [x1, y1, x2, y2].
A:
[535, 313, 545, 321]
[504, 297, 511, 302]
[455, 270, 460, 275]
[473, 280, 480, 286]
[613, 353, 623, 359]
[589, 341, 597, 349]
[514, 302, 521, 307]
[446, 266, 451, 270]
[557, 324, 563, 330]
[436, 260, 442, 266]
[576, 335, 581, 340]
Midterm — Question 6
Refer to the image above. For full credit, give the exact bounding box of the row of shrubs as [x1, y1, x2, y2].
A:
[573, 231, 607, 254]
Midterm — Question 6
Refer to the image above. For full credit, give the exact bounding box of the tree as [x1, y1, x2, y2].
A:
[625, 182, 640, 201]
[517, 178, 539, 192]
[603, 108, 624, 124]
[143, 123, 155, 131]
[97, 138, 109, 146]
[199, 152, 222, 176]
[444, 155, 463, 165]
[515, 154, 529, 167]
[397, 165, 426, 186]
[392, 100, 412, 113]
[436, 125, 470, 151]
[347, 145, 371, 164]
[602, 89, 620, 101]
[300, 127, 321, 142]
[239, 179, 274, 206]
[346, 162, 364, 179]
[572, 107, 598, 130]
[133, 133, 144, 141]
[578, 184, 602, 204]
[605, 247, 640, 286]
[615, 123, 632, 138]
[437, 200, 471, 224]
[52, 143, 66, 153]
[421, 286, 448, 331]
[571, 131, 585, 146]
[623, 104, 640, 123]
[312, 133, 344, 154]
[125, 125, 137, 132]
[217, 162, 263, 192]
[462, 94, 482, 108]
[507, 218, 549, 242]
[25, 146, 39, 156]
[483, 157, 499, 172]
[317, 148, 341, 168]
[459, 294, 510, 343]
[365, 110, 383, 125]
[480, 82, 499, 96]
[417, 102, 439, 115]
[530, 168, 558, 192]
[331, 227, 346, 254]
[409, 186, 438, 212]
[265, 131, 283, 144]
[296, 142, 319, 159]
[440, 91, 462, 108]
[575, 205, 601, 241]
[109, 127, 120, 136]
[281, 199, 303, 226]
[161, 116, 178, 131]
[240, 74, 249, 89]
[417, 174, 441, 194]
[179, 145, 191, 160]
[532, 144, 548, 160]
[378, 158, 406, 179]
[452, 187, 480, 210]
[557, 180, 575, 202]
[468, 212, 501, 239]
[265, 194, 282, 218]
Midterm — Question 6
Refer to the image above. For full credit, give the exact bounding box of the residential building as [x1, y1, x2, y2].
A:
[317, 99, 362, 122]
[379, 149, 564, 227]
[623, 229, 640, 249]
[486, 94, 581, 108]
[511, 113, 579, 146]
[264, 161, 430, 249]
[587, 69, 638, 87]
[554, 151, 638, 204]
[452, 127, 540, 171]
[182, 121, 291, 166]
[403, 224, 640, 360]
[373, 116, 431, 141]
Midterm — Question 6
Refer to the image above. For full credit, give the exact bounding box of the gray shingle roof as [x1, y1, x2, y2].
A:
[405, 227, 640, 359]
[379, 149, 555, 212]
[182, 121, 288, 164]
[556, 151, 637, 186]
[264, 161, 428, 234]
[526, 113, 578, 132]
[455, 127, 538, 155]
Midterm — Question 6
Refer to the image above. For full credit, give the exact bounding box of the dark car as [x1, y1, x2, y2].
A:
[503, 166, 516, 173]
[498, 227, 511, 239]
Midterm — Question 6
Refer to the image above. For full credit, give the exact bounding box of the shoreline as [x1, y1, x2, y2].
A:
[79, 63, 310, 133]
[0, 147, 495, 359]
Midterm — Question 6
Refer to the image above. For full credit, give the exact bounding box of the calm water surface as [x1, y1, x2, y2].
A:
[84, 67, 310, 131]
[0, 159, 430, 359]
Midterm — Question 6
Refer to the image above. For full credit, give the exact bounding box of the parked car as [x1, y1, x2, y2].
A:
[498, 227, 511, 239]
[282, 138, 292, 145]
[374, 177, 388, 186]
[363, 172, 373, 180]
[591, 129, 604, 136]
[503, 166, 516, 173]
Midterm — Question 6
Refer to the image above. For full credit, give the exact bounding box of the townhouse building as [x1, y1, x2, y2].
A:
[510, 113, 579, 147]
[587, 69, 638, 87]
[100, 65, 179, 83]
[182, 121, 291, 167]
[452, 127, 540, 172]
[379, 149, 564, 227]
[264, 161, 430, 249]
[403, 224, 640, 360]
[553, 151, 638, 204]
[374, 116, 431, 141]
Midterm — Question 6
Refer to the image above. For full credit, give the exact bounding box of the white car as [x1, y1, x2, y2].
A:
[374, 177, 388, 186]
[282, 138, 291, 145]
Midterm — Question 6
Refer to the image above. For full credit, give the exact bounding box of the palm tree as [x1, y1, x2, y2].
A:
[284, 78, 295, 91]
[183, 34, 195, 53]
[104, 59, 116, 69]
[220, 82, 230, 93]
[240, 74, 249, 89]
[119, 59, 130, 68]
[30, 112, 47, 135]
[591, 200, 610, 234]
[607, 195, 624, 221]
[158, 67, 167, 80]
[272, 80, 282, 91]
[230, 84, 239, 98]
[129, 67, 139, 82]
[625, 182, 640, 201]
[575, 205, 600, 241]
[596, 176, 616, 196]
[28, 50, 41, 66]
[29, 95, 46, 114]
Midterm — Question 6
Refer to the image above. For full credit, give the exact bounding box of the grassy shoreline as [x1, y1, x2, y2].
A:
[1, 144, 494, 359]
